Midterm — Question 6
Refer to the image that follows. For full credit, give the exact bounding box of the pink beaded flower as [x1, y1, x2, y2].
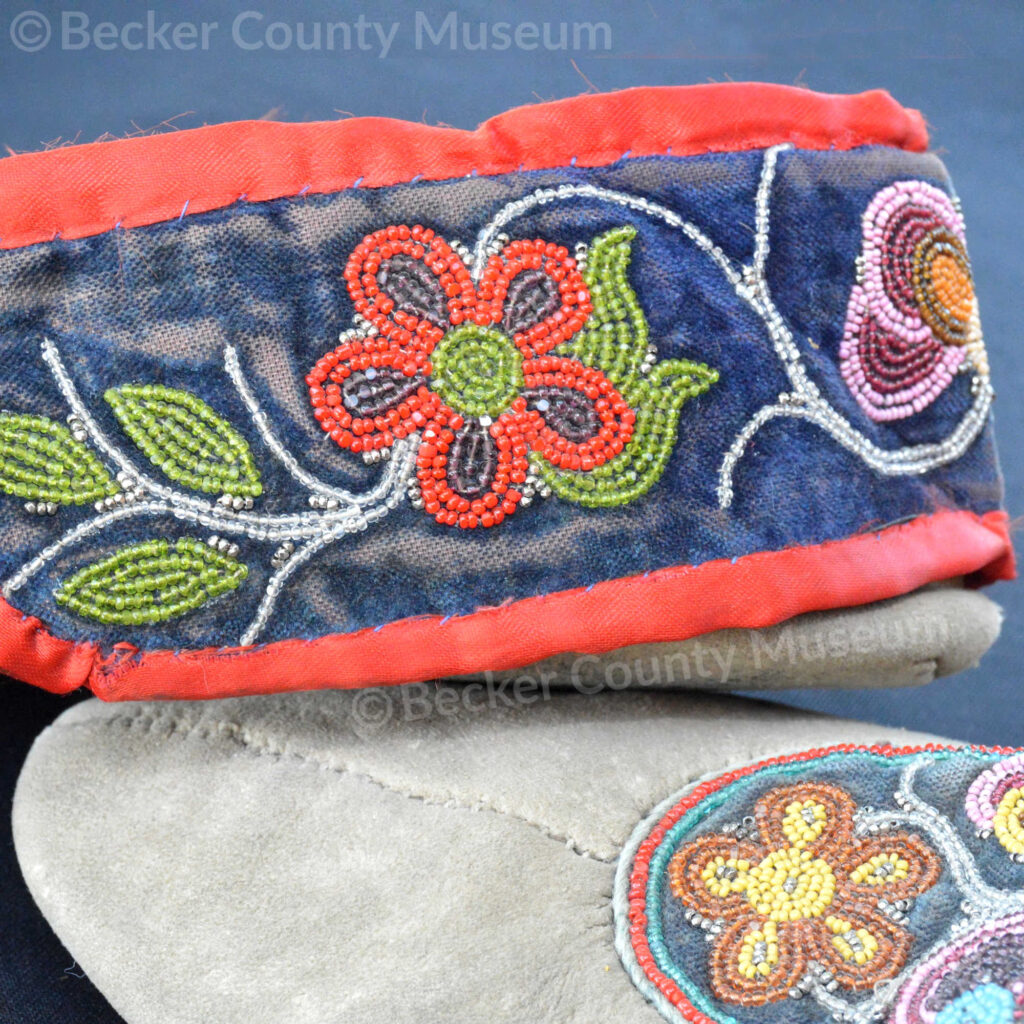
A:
[891, 912, 1024, 1024]
[966, 753, 1024, 860]
[839, 181, 986, 422]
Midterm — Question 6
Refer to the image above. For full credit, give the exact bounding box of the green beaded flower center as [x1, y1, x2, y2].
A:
[430, 326, 524, 418]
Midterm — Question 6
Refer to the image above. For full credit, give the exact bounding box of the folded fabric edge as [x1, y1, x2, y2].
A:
[0, 507, 1011, 701]
[0, 83, 927, 250]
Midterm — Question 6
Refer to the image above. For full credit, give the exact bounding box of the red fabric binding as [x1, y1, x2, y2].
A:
[0, 84, 927, 250]
[2, 508, 1012, 701]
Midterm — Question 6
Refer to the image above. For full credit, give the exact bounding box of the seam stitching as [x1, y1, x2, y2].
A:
[52, 709, 621, 863]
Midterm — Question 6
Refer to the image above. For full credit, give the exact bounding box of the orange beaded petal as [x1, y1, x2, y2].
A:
[667, 834, 764, 921]
[805, 904, 911, 991]
[306, 339, 441, 454]
[835, 832, 943, 901]
[710, 917, 812, 1006]
[520, 358, 635, 470]
[483, 238, 593, 358]
[343, 225, 476, 354]
[415, 413, 527, 530]
[755, 781, 857, 856]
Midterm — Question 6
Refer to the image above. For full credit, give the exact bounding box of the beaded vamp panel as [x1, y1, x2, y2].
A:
[615, 746, 1024, 1024]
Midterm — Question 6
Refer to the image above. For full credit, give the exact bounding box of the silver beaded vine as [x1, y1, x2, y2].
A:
[470, 145, 993, 511]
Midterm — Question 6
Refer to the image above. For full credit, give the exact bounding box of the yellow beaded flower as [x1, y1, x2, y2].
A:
[668, 782, 941, 1006]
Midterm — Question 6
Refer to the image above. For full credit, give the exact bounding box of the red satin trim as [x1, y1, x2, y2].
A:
[0, 84, 927, 251]
[0, 508, 1011, 702]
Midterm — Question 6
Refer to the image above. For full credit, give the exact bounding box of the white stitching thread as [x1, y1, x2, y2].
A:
[224, 343, 377, 507]
[238, 443, 416, 647]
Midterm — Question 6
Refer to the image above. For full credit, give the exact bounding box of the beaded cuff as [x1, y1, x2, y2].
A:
[0, 83, 1012, 700]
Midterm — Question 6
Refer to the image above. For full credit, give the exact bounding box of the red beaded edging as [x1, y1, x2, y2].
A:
[624, 742, 1022, 1024]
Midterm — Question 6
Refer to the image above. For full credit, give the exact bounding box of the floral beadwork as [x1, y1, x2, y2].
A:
[668, 782, 939, 1006]
[0, 223, 716, 635]
[839, 181, 987, 423]
[0, 146, 998, 649]
[307, 224, 716, 529]
[891, 914, 1024, 1024]
[614, 745, 1024, 1024]
[966, 753, 1024, 861]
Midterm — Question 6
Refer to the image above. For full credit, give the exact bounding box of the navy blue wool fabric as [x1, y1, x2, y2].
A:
[0, 145, 1002, 652]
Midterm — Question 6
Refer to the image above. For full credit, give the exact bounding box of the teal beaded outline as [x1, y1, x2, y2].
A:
[638, 747, 1004, 1024]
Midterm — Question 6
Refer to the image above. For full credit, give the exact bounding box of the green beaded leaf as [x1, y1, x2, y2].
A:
[105, 384, 262, 497]
[536, 362, 718, 508]
[55, 537, 248, 625]
[0, 413, 117, 505]
[542, 225, 719, 507]
[563, 225, 650, 389]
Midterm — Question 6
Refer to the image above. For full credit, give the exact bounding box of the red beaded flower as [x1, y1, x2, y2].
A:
[307, 225, 637, 528]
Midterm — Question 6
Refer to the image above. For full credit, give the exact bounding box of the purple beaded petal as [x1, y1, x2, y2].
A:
[445, 419, 500, 499]
[839, 284, 965, 422]
[891, 912, 1024, 1024]
[860, 181, 966, 337]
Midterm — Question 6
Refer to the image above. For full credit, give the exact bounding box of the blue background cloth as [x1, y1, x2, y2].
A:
[0, 4, 1019, 1023]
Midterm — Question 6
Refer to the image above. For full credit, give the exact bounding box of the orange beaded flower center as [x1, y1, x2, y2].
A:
[927, 252, 975, 328]
[911, 227, 976, 347]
